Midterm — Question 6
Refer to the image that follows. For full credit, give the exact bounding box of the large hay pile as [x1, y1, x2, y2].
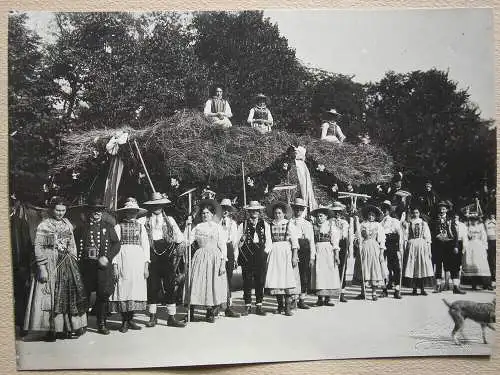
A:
[53, 109, 393, 187]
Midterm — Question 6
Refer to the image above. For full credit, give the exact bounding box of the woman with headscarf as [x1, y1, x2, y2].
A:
[186, 199, 228, 323]
[247, 93, 274, 134]
[264, 201, 300, 316]
[310, 205, 341, 306]
[24, 196, 87, 342]
[109, 198, 150, 333]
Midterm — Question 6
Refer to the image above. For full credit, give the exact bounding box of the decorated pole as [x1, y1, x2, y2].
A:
[134, 140, 156, 193]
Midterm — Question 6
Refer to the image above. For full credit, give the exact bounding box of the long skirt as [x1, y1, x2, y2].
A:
[461, 239, 491, 286]
[24, 250, 87, 333]
[311, 242, 341, 296]
[265, 241, 299, 295]
[188, 246, 227, 307]
[109, 244, 147, 312]
[353, 239, 385, 287]
[402, 238, 434, 287]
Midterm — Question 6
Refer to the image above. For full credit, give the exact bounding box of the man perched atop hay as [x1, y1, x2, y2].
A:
[204, 86, 233, 128]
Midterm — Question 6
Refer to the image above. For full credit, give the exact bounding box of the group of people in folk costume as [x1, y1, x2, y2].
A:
[203, 86, 345, 142]
[21, 171, 495, 341]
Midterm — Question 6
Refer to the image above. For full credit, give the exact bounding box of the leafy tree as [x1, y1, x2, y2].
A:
[8, 12, 61, 202]
[366, 69, 496, 198]
[192, 11, 310, 129]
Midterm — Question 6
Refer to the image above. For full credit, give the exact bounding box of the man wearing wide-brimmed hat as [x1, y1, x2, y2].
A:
[142, 192, 186, 328]
[329, 201, 351, 302]
[379, 200, 404, 299]
[237, 201, 272, 316]
[320, 108, 346, 143]
[430, 200, 464, 294]
[247, 93, 274, 134]
[220, 198, 241, 318]
[290, 198, 316, 309]
[74, 197, 121, 335]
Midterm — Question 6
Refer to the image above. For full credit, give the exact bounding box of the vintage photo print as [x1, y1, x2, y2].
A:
[9, 8, 496, 370]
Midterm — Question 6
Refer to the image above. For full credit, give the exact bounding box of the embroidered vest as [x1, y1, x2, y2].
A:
[253, 106, 269, 120]
[120, 221, 142, 246]
[210, 98, 226, 113]
[271, 221, 289, 242]
[244, 219, 266, 248]
[314, 223, 331, 243]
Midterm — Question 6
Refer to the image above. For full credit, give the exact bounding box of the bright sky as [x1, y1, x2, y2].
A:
[24, 8, 495, 118]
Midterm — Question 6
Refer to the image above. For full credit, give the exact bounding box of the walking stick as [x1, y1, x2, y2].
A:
[242, 161, 247, 207]
[179, 188, 196, 324]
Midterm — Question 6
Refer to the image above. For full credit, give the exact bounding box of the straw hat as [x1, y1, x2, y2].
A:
[267, 201, 293, 219]
[325, 108, 341, 117]
[143, 192, 172, 206]
[220, 198, 237, 212]
[437, 200, 453, 210]
[361, 204, 383, 221]
[329, 201, 346, 211]
[255, 93, 268, 102]
[244, 201, 265, 211]
[290, 198, 308, 208]
[310, 205, 335, 218]
[116, 198, 148, 217]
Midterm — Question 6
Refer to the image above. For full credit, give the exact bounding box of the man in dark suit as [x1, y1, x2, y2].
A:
[75, 198, 121, 335]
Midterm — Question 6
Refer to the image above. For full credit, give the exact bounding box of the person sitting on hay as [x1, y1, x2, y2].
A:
[204, 86, 233, 128]
[320, 109, 346, 144]
[247, 93, 274, 134]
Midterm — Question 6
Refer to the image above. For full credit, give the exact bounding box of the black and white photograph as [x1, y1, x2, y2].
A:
[8, 8, 496, 370]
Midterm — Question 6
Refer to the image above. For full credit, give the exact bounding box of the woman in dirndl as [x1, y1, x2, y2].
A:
[110, 198, 150, 333]
[265, 201, 300, 316]
[310, 206, 341, 306]
[461, 214, 492, 290]
[402, 206, 434, 295]
[353, 205, 386, 301]
[186, 199, 228, 323]
[24, 196, 87, 342]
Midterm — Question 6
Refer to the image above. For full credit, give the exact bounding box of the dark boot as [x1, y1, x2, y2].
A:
[412, 288, 418, 296]
[394, 290, 402, 299]
[242, 305, 251, 316]
[324, 297, 335, 306]
[43, 331, 57, 342]
[255, 305, 267, 316]
[127, 312, 142, 330]
[420, 289, 428, 296]
[339, 293, 348, 303]
[274, 296, 284, 314]
[167, 315, 187, 327]
[119, 314, 129, 333]
[206, 308, 215, 323]
[453, 285, 466, 294]
[224, 306, 241, 318]
[297, 299, 311, 309]
[96, 302, 110, 335]
[381, 288, 389, 298]
[145, 314, 157, 328]
[316, 297, 324, 306]
[284, 296, 294, 316]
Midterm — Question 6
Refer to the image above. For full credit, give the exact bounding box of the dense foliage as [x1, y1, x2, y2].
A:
[8, 11, 496, 205]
